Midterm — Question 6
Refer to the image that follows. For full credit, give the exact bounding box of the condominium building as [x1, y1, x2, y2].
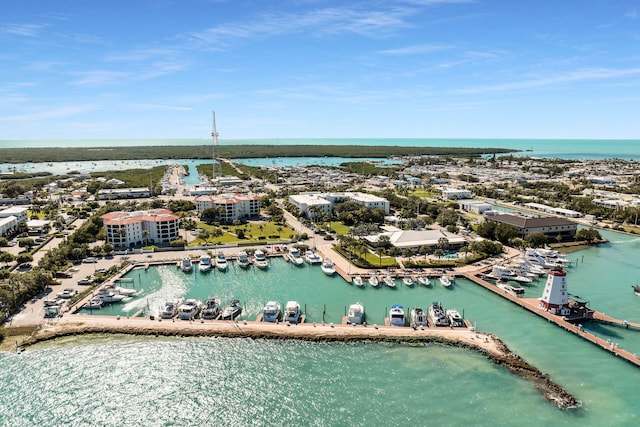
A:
[194, 193, 261, 223]
[102, 209, 180, 248]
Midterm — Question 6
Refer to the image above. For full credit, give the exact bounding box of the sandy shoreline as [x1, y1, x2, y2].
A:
[7, 315, 580, 409]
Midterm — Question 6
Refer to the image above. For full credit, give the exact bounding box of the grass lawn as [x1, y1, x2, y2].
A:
[409, 189, 437, 198]
[190, 221, 297, 246]
[328, 221, 350, 235]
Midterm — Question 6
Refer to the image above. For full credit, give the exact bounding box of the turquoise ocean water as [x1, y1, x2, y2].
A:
[2, 229, 640, 425]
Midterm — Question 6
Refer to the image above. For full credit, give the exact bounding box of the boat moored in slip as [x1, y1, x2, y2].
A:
[446, 309, 465, 327]
[177, 299, 202, 320]
[180, 256, 193, 273]
[410, 307, 428, 328]
[403, 276, 414, 287]
[428, 301, 449, 327]
[221, 299, 242, 320]
[304, 250, 322, 265]
[383, 275, 396, 288]
[388, 304, 406, 326]
[83, 297, 103, 310]
[347, 302, 365, 325]
[368, 275, 379, 287]
[236, 251, 251, 268]
[159, 298, 183, 319]
[485, 265, 532, 284]
[253, 250, 269, 269]
[439, 274, 454, 288]
[283, 301, 302, 324]
[198, 254, 213, 272]
[352, 275, 364, 287]
[262, 301, 281, 322]
[288, 247, 305, 266]
[496, 280, 526, 298]
[215, 252, 228, 271]
[201, 296, 221, 320]
[320, 258, 336, 276]
[417, 276, 431, 287]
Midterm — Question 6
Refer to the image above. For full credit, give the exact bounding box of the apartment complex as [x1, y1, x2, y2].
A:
[194, 193, 261, 223]
[102, 209, 180, 248]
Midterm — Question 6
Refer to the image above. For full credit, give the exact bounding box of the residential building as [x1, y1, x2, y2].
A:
[194, 193, 261, 222]
[288, 193, 332, 220]
[97, 187, 151, 200]
[102, 209, 180, 248]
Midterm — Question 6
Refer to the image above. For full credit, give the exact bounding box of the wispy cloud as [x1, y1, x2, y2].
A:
[377, 43, 452, 55]
[127, 103, 193, 111]
[184, 5, 416, 48]
[0, 23, 46, 37]
[0, 105, 96, 123]
[69, 70, 131, 86]
[455, 67, 640, 95]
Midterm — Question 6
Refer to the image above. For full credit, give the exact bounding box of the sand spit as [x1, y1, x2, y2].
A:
[12, 315, 579, 409]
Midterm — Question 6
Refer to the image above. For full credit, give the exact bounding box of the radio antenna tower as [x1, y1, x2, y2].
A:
[211, 111, 221, 180]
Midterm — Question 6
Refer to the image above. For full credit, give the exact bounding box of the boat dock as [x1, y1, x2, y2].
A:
[463, 271, 640, 367]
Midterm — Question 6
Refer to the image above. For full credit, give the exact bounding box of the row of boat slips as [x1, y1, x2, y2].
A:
[178, 248, 325, 273]
[351, 273, 456, 289]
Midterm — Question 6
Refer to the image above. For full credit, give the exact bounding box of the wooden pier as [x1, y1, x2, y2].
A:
[463, 271, 640, 367]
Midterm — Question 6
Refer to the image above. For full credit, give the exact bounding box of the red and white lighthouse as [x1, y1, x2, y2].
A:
[539, 268, 570, 316]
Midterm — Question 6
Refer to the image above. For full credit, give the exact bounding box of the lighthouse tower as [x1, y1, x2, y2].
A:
[539, 268, 570, 316]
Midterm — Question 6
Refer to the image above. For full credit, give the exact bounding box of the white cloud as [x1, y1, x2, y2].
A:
[69, 70, 131, 86]
[377, 43, 452, 55]
[455, 67, 640, 95]
[0, 23, 46, 37]
[0, 105, 96, 123]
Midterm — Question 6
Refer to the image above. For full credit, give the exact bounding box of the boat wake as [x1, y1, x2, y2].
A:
[121, 266, 187, 316]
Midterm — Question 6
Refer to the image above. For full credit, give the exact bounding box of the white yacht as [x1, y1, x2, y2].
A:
[97, 289, 127, 303]
[288, 247, 305, 266]
[410, 307, 428, 328]
[198, 254, 213, 272]
[304, 250, 322, 265]
[83, 297, 103, 310]
[215, 252, 228, 271]
[253, 250, 269, 269]
[283, 301, 302, 324]
[417, 276, 431, 287]
[496, 281, 526, 298]
[383, 275, 396, 288]
[388, 304, 405, 326]
[347, 302, 365, 325]
[237, 251, 251, 268]
[201, 296, 221, 319]
[403, 276, 414, 287]
[524, 249, 563, 269]
[177, 299, 202, 320]
[368, 275, 379, 287]
[352, 275, 364, 287]
[428, 301, 449, 327]
[107, 284, 139, 296]
[320, 258, 336, 276]
[486, 265, 532, 284]
[262, 301, 281, 322]
[446, 309, 465, 327]
[159, 298, 183, 319]
[221, 299, 242, 320]
[439, 274, 453, 288]
[180, 256, 193, 273]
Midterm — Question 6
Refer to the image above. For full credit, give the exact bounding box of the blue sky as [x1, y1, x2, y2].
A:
[1, 0, 639, 140]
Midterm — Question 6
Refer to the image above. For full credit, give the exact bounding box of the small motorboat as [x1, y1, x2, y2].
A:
[388, 304, 405, 326]
[403, 277, 414, 287]
[283, 301, 302, 324]
[417, 276, 431, 287]
[352, 275, 364, 287]
[410, 307, 428, 328]
[347, 302, 365, 325]
[383, 275, 396, 288]
[368, 275, 379, 287]
[321, 258, 336, 276]
[221, 299, 242, 320]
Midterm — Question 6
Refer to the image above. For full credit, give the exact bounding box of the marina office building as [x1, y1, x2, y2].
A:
[487, 213, 577, 241]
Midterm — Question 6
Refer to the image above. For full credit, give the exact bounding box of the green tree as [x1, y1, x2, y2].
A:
[525, 232, 547, 247]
